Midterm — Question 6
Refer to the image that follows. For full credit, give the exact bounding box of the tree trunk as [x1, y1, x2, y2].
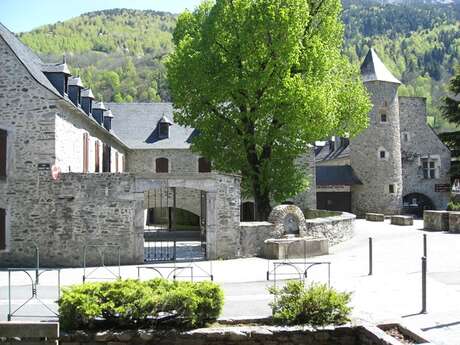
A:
[254, 190, 272, 221]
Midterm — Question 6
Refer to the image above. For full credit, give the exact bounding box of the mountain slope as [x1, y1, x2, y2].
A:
[18, 3, 460, 131]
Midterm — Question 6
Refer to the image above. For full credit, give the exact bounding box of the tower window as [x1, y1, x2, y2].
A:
[381, 113, 387, 123]
[389, 184, 395, 194]
[380, 151, 386, 159]
[156, 158, 169, 173]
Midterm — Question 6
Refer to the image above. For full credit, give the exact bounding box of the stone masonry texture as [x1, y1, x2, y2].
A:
[351, 81, 403, 216]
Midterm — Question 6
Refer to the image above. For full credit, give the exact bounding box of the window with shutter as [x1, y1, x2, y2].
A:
[156, 158, 169, 173]
[95, 141, 100, 173]
[83, 133, 89, 173]
[198, 157, 211, 173]
[0, 208, 5, 250]
[0, 129, 7, 178]
[103, 144, 111, 172]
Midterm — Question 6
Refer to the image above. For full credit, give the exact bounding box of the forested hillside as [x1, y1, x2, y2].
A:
[18, 2, 460, 131]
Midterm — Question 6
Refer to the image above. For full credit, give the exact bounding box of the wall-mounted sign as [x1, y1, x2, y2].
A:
[37, 163, 51, 171]
[435, 184, 451, 193]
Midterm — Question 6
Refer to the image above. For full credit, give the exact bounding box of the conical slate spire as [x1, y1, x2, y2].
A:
[360, 48, 401, 84]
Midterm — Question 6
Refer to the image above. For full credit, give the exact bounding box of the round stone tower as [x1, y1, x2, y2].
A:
[350, 49, 403, 216]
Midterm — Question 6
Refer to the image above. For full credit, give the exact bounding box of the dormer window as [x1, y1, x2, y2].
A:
[158, 115, 173, 139]
[159, 123, 169, 138]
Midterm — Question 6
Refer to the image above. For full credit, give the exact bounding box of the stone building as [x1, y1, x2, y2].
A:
[0, 23, 316, 267]
[0, 23, 245, 267]
[316, 49, 451, 216]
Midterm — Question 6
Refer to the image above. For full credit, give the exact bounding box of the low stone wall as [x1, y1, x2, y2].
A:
[449, 212, 460, 233]
[424, 210, 449, 232]
[59, 325, 409, 345]
[239, 211, 355, 257]
[239, 222, 276, 257]
[305, 212, 356, 246]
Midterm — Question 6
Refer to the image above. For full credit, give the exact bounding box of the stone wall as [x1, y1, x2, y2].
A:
[59, 325, 405, 345]
[238, 211, 355, 258]
[305, 212, 355, 246]
[0, 33, 130, 264]
[239, 222, 276, 257]
[399, 96, 450, 210]
[0, 173, 143, 268]
[128, 149, 201, 175]
[351, 81, 403, 216]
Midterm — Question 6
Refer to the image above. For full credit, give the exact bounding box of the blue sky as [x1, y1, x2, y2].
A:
[0, 0, 203, 33]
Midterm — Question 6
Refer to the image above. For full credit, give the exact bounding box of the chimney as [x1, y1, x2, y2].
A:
[42, 55, 71, 96]
[103, 109, 114, 131]
[81, 89, 95, 115]
[68, 77, 84, 107]
[92, 101, 107, 125]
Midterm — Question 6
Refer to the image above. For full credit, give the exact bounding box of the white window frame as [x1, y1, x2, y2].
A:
[377, 147, 389, 161]
[420, 156, 440, 179]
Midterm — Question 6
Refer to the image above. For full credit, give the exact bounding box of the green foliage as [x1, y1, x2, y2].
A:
[439, 68, 460, 173]
[447, 201, 460, 211]
[17, 3, 460, 133]
[59, 278, 224, 331]
[19, 9, 174, 102]
[167, 0, 371, 219]
[269, 281, 352, 327]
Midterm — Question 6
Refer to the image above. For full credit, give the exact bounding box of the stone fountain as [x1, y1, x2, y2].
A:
[262, 205, 329, 260]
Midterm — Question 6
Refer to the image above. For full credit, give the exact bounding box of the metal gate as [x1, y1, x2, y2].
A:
[144, 187, 207, 262]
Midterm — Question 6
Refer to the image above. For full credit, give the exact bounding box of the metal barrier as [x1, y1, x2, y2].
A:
[7, 268, 61, 321]
[267, 260, 331, 288]
[82, 245, 121, 283]
[137, 260, 214, 281]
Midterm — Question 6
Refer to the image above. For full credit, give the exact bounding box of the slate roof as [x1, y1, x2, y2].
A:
[361, 48, 401, 84]
[81, 88, 95, 99]
[69, 76, 84, 87]
[108, 103, 196, 149]
[316, 165, 362, 186]
[315, 141, 351, 162]
[42, 62, 71, 75]
[93, 101, 107, 110]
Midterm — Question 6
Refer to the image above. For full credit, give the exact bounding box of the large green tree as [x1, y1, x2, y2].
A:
[439, 69, 460, 178]
[167, 0, 371, 220]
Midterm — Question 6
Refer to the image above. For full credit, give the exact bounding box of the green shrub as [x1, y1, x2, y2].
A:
[269, 281, 352, 327]
[59, 278, 224, 331]
[447, 201, 460, 211]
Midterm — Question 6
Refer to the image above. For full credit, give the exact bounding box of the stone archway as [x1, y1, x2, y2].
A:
[268, 205, 307, 238]
[403, 193, 435, 217]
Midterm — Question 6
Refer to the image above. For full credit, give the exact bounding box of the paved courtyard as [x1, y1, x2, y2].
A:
[2, 219, 460, 344]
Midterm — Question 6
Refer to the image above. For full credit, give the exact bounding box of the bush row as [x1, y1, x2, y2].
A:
[58, 279, 224, 331]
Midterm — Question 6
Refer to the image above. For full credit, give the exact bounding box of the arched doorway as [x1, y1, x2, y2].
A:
[403, 193, 435, 217]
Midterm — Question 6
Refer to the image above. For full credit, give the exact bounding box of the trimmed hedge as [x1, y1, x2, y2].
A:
[59, 279, 224, 331]
[269, 281, 352, 327]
